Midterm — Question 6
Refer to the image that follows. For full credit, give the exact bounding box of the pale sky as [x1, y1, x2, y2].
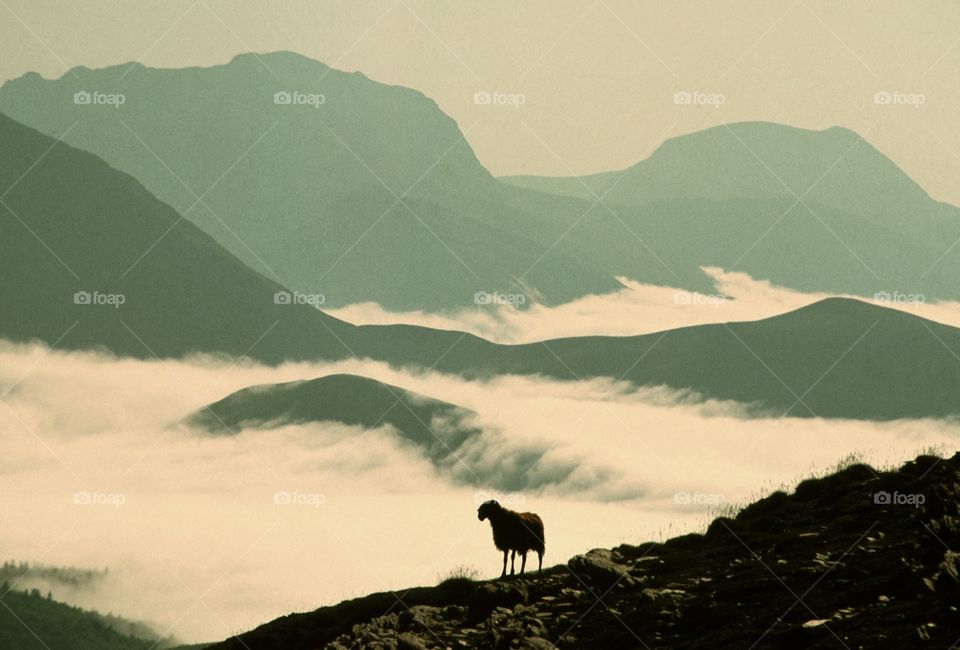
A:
[2, 1, 959, 203]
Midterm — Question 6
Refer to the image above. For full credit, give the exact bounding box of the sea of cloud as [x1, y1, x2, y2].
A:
[1, 326, 958, 641]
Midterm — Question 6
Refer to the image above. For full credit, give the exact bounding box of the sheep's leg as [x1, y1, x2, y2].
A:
[520, 552, 527, 575]
[501, 550, 508, 577]
[537, 551, 543, 574]
[510, 550, 516, 575]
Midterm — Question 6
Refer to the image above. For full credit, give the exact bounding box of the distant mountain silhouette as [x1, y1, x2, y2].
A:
[4, 112, 960, 420]
[4, 57, 960, 307]
[192, 298, 960, 423]
[0, 587, 162, 650]
[501, 121, 960, 300]
[0, 52, 617, 311]
[186, 373, 596, 494]
[502, 122, 954, 236]
[187, 373, 479, 466]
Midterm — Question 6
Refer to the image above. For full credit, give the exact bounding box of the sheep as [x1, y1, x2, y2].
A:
[477, 500, 545, 577]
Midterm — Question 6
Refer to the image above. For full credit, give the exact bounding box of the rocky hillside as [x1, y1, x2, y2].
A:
[208, 452, 960, 649]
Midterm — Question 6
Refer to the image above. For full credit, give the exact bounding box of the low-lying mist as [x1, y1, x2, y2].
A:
[326, 267, 960, 343]
[1, 339, 956, 642]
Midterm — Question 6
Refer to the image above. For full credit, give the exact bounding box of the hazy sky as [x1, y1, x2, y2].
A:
[2, 1, 959, 203]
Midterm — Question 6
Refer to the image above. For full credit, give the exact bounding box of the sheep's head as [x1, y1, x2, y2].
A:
[477, 500, 501, 521]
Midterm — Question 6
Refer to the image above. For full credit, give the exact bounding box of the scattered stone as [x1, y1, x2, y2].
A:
[396, 633, 428, 650]
[468, 581, 529, 621]
[568, 548, 633, 591]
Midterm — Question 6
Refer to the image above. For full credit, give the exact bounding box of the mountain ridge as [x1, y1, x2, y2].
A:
[203, 452, 960, 649]
[4, 55, 960, 309]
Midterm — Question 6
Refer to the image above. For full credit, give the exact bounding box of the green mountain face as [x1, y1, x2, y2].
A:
[185, 373, 589, 493]
[0, 111, 357, 362]
[186, 373, 479, 463]
[5, 55, 960, 310]
[0, 52, 616, 311]
[3, 109, 960, 421]
[0, 588, 156, 650]
[369, 297, 960, 422]
[498, 122, 960, 300]
[501, 121, 958, 238]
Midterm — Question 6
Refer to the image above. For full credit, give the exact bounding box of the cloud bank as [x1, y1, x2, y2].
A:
[327, 267, 960, 343]
[1, 339, 957, 642]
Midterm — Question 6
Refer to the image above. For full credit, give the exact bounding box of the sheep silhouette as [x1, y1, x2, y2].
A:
[477, 500, 545, 577]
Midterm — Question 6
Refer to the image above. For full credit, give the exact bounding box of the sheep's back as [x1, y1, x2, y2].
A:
[518, 512, 545, 553]
[490, 510, 544, 553]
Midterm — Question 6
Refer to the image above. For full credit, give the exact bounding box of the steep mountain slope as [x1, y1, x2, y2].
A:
[0, 588, 156, 650]
[0, 110, 357, 362]
[205, 453, 960, 649]
[5, 57, 960, 308]
[0, 52, 616, 311]
[186, 373, 480, 465]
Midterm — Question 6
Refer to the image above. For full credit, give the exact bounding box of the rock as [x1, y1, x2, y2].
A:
[568, 548, 633, 591]
[396, 633, 428, 650]
[468, 581, 530, 621]
[940, 551, 960, 583]
[485, 600, 549, 649]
